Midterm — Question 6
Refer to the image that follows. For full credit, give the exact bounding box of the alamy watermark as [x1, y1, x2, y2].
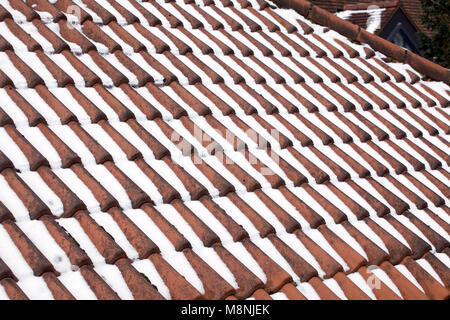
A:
[66, 5, 82, 29]
[170, 125, 280, 176]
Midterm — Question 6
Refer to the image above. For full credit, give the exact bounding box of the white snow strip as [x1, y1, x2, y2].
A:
[303, 227, 349, 271]
[19, 22, 54, 53]
[50, 125, 96, 165]
[128, 53, 164, 84]
[108, 87, 146, 120]
[109, 122, 155, 159]
[138, 120, 181, 157]
[322, 278, 347, 299]
[82, 123, 127, 160]
[296, 282, 320, 300]
[0, 175, 29, 221]
[124, 208, 175, 253]
[262, 188, 310, 229]
[152, 53, 189, 84]
[116, 160, 163, 205]
[71, 0, 102, 23]
[91, 211, 139, 260]
[104, 54, 138, 86]
[132, 259, 171, 299]
[0, 284, 9, 300]
[148, 159, 190, 201]
[348, 272, 376, 299]
[77, 54, 114, 86]
[279, 232, 324, 277]
[370, 266, 403, 298]
[18, 126, 61, 168]
[117, 0, 147, 23]
[19, 171, 64, 216]
[178, 54, 213, 84]
[193, 246, 239, 289]
[0, 52, 28, 88]
[216, 56, 254, 83]
[271, 292, 288, 300]
[49, 88, 91, 123]
[163, 251, 205, 294]
[101, 25, 134, 54]
[85, 163, 132, 209]
[351, 220, 389, 254]
[251, 236, 300, 282]
[95, 264, 134, 299]
[0, 89, 28, 128]
[18, 89, 61, 125]
[46, 23, 83, 54]
[48, 54, 85, 86]
[172, 156, 220, 197]
[34, 10, 53, 23]
[0, 22, 27, 52]
[416, 259, 445, 286]
[395, 264, 425, 293]
[0, 0, 27, 22]
[224, 241, 267, 283]
[54, 168, 101, 213]
[18, 219, 72, 274]
[96, 0, 128, 24]
[435, 253, 450, 269]
[391, 214, 433, 250]
[57, 217, 106, 265]
[59, 271, 97, 300]
[370, 216, 411, 249]
[0, 224, 34, 279]
[77, 87, 119, 120]
[185, 200, 233, 242]
[135, 88, 173, 121]
[156, 203, 203, 247]
[18, 277, 53, 300]
[123, 24, 156, 53]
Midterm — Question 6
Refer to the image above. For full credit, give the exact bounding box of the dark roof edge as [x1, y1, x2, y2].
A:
[274, 0, 450, 85]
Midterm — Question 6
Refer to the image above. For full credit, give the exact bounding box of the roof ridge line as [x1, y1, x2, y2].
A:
[343, 1, 399, 11]
[273, 0, 450, 85]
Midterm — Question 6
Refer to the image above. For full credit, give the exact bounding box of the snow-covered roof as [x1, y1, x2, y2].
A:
[0, 0, 449, 300]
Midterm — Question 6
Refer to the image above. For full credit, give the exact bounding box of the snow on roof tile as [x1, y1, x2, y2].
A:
[0, 0, 448, 300]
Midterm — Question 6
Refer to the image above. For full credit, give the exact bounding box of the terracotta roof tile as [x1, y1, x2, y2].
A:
[39, 214, 92, 267]
[78, 265, 120, 300]
[333, 271, 371, 299]
[1, 278, 28, 300]
[2, 219, 56, 276]
[74, 210, 126, 264]
[379, 260, 430, 299]
[0, 257, 15, 281]
[308, 277, 340, 299]
[0, 4, 11, 21]
[42, 271, 75, 300]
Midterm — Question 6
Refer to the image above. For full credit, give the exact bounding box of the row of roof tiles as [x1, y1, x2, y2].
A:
[0, 108, 449, 183]
[0, 199, 449, 300]
[1, 144, 449, 219]
[0, 81, 448, 125]
[0, 0, 438, 88]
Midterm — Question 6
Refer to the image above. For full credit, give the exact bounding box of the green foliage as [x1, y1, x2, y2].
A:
[417, 0, 450, 68]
